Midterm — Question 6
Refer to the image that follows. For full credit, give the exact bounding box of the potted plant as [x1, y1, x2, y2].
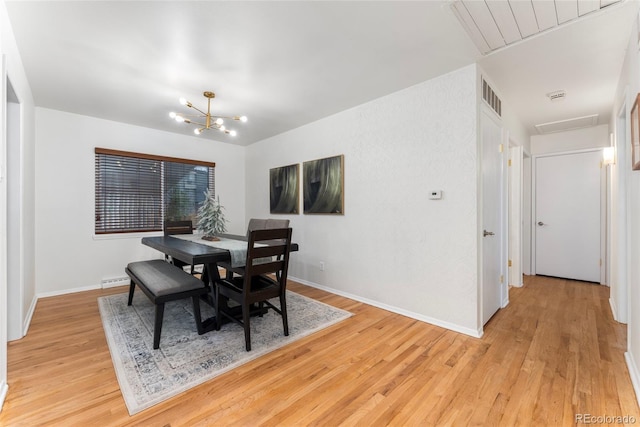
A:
[197, 189, 228, 241]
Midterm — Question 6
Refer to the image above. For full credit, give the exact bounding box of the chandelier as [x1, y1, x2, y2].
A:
[169, 91, 247, 136]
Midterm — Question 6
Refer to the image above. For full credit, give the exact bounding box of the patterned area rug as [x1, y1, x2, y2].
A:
[98, 290, 351, 415]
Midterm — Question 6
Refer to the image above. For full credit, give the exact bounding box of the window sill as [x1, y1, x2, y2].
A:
[92, 231, 164, 241]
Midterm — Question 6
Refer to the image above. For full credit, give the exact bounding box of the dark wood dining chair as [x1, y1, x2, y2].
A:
[221, 218, 290, 279]
[163, 220, 198, 274]
[214, 228, 293, 351]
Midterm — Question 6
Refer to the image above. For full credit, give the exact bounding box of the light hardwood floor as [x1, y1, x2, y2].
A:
[0, 275, 638, 426]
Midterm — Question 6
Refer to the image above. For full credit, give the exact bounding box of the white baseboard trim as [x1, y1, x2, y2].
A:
[289, 276, 483, 338]
[609, 298, 619, 323]
[37, 284, 102, 300]
[22, 295, 38, 337]
[0, 381, 8, 413]
[625, 351, 640, 407]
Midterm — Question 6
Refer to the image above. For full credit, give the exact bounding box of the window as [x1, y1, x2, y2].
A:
[95, 148, 215, 234]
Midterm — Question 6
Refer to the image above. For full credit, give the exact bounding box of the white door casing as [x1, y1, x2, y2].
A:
[509, 145, 523, 287]
[481, 107, 506, 325]
[533, 150, 602, 283]
[0, 55, 9, 409]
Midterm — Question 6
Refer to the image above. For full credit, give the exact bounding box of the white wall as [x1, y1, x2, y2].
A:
[34, 108, 246, 296]
[530, 124, 609, 155]
[0, 0, 36, 408]
[612, 13, 640, 407]
[246, 64, 481, 336]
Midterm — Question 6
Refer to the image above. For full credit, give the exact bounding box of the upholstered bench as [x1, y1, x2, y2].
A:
[125, 259, 210, 349]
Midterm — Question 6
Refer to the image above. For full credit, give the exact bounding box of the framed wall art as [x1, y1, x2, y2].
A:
[269, 163, 300, 214]
[632, 94, 640, 171]
[303, 155, 344, 214]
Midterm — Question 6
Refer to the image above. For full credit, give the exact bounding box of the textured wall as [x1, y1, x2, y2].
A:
[612, 13, 640, 406]
[246, 64, 481, 335]
[34, 108, 247, 295]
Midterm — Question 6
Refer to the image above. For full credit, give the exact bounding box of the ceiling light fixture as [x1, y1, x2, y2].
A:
[169, 91, 247, 136]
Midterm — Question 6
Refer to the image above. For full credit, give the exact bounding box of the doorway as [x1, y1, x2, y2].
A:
[533, 150, 603, 283]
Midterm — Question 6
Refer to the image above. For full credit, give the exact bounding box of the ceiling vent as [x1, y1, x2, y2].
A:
[547, 90, 566, 102]
[535, 114, 598, 134]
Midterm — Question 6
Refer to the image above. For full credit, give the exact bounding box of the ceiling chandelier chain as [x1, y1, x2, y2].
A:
[169, 91, 247, 137]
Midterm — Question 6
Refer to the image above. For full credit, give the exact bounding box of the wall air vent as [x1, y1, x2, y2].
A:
[482, 78, 501, 117]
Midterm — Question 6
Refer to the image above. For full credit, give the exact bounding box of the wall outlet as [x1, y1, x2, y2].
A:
[319, 261, 325, 271]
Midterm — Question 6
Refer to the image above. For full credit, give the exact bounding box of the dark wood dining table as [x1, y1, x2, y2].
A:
[141, 233, 299, 331]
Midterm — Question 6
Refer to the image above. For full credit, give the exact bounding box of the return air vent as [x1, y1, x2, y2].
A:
[534, 114, 598, 134]
[482, 78, 501, 117]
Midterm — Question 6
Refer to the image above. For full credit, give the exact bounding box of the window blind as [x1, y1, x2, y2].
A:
[95, 148, 215, 234]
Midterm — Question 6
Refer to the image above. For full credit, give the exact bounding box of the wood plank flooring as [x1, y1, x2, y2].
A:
[0, 275, 638, 426]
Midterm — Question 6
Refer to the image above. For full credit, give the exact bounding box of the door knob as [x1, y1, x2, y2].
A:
[483, 230, 495, 237]
[537, 221, 545, 226]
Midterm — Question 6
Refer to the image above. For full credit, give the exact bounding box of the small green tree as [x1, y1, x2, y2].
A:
[197, 189, 228, 240]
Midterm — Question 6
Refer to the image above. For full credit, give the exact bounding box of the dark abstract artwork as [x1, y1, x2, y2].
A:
[303, 155, 344, 214]
[270, 164, 299, 214]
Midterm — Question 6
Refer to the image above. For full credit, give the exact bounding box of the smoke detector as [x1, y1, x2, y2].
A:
[547, 90, 567, 102]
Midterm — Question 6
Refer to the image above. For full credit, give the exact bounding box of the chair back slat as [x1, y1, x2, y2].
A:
[251, 244, 286, 259]
[250, 260, 284, 276]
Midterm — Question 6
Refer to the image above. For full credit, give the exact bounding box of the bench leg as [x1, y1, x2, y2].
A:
[127, 281, 135, 306]
[192, 296, 205, 335]
[153, 303, 165, 350]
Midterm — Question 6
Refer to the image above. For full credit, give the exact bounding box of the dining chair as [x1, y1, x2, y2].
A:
[163, 220, 199, 274]
[221, 218, 291, 279]
[214, 227, 293, 351]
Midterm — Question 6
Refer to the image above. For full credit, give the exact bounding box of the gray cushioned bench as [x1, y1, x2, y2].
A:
[125, 259, 210, 349]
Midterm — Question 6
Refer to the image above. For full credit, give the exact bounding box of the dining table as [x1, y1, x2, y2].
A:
[140, 232, 299, 332]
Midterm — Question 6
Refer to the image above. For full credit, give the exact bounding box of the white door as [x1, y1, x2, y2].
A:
[481, 109, 504, 324]
[535, 151, 601, 282]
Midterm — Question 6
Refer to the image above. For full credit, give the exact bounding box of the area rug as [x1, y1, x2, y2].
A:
[98, 290, 351, 415]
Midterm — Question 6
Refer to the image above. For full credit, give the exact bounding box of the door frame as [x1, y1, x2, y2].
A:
[508, 144, 524, 287]
[0, 54, 9, 409]
[531, 148, 607, 283]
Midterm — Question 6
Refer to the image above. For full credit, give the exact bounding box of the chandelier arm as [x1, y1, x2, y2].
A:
[175, 113, 207, 119]
[212, 115, 240, 120]
[187, 105, 208, 116]
[186, 120, 208, 127]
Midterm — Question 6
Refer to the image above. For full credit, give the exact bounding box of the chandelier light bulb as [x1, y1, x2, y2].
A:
[215, 118, 224, 125]
[239, 116, 248, 123]
[169, 112, 176, 119]
[175, 116, 185, 123]
[179, 97, 187, 105]
[220, 125, 226, 132]
[230, 130, 237, 137]
[194, 128, 201, 135]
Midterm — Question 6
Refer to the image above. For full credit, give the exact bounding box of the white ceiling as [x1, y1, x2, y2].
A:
[4, 1, 638, 145]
